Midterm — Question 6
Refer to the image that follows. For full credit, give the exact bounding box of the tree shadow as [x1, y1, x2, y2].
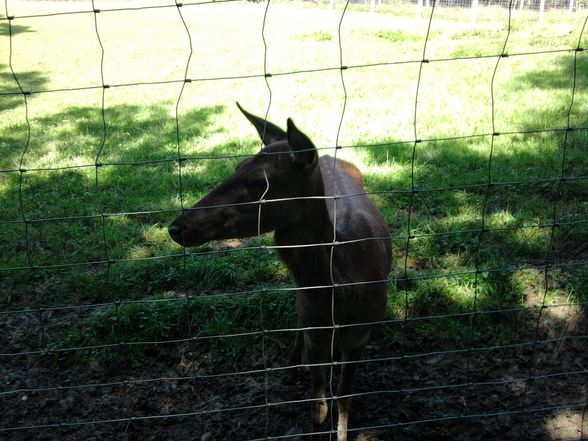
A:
[0, 63, 50, 112]
[514, 48, 588, 92]
[0, 21, 46, 112]
[0, 21, 34, 37]
[341, 49, 588, 441]
[1, 49, 586, 440]
[512, 50, 588, 185]
[366, 138, 586, 261]
[358, 130, 586, 440]
[358, 50, 588, 369]
[0, 101, 271, 307]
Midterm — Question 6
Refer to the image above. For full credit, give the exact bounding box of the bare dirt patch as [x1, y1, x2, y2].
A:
[2, 308, 587, 441]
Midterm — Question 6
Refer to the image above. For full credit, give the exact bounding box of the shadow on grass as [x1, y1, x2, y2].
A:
[0, 63, 50, 112]
[0, 21, 34, 37]
[362, 50, 588, 355]
[1, 89, 586, 326]
[0, 102, 286, 307]
[0, 51, 586, 384]
[0, 71, 586, 441]
[515, 45, 588, 92]
[0, 22, 48, 112]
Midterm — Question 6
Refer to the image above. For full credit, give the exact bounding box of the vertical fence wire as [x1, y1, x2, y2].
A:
[90, 2, 118, 352]
[521, 12, 588, 413]
[402, 0, 437, 324]
[583, 383, 588, 439]
[174, 0, 196, 372]
[0, 0, 587, 439]
[467, 0, 513, 400]
[3, 0, 45, 350]
[260, 1, 274, 436]
[174, 0, 193, 269]
[325, 1, 351, 438]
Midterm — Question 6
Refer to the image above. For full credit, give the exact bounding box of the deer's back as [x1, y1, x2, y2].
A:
[319, 156, 391, 275]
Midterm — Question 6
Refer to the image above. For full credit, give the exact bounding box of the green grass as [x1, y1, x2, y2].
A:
[298, 30, 334, 41]
[374, 29, 424, 42]
[1, 1, 587, 365]
[52, 290, 297, 367]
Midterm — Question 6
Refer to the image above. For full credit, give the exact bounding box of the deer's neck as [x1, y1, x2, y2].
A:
[275, 199, 333, 242]
[274, 171, 333, 245]
[273, 176, 335, 287]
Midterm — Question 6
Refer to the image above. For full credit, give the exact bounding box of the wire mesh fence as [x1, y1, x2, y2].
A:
[345, 0, 585, 10]
[315, 0, 587, 16]
[1, 0, 587, 439]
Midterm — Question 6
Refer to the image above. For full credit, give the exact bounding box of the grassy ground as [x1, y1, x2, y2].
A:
[1, 0, 587, 364]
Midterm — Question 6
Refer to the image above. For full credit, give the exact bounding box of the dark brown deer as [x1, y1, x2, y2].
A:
[168, 104, 391, 441]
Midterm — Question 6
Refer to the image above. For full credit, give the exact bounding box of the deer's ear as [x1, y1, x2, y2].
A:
[287, 118, 318, 168]
[236, 102, 287, 146]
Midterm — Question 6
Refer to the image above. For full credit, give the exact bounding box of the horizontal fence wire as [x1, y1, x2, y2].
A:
[0, 48, 585, 99]
[1, 0, 588, 439]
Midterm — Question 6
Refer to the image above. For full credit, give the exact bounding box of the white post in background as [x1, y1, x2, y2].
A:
[471, 0, 479, 24]
[568, 0, 574, 13]
[518, 0, 525, 13]
[417, 0, 423, 18]
[538, 0, 545, 24]
[371, 0, 377, 12]
[331, 0, 335, 9]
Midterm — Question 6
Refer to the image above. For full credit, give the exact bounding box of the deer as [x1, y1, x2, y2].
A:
[168, 104, 391, 441]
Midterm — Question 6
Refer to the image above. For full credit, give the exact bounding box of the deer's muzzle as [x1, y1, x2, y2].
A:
[167, 220, 204, 247]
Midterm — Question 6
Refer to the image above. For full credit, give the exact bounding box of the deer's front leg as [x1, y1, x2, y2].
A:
[305, 332, 329, 437]
[310, 363, 328, 428]
[336, 345, 364, 441]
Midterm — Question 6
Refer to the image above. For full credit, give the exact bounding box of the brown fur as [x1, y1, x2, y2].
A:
[169, 106, 391, 441]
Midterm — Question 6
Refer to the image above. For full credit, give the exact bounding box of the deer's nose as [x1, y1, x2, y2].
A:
[168, 223, 182, 239]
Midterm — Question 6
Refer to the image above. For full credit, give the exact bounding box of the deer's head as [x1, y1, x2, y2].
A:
[168, 103, 321, 247]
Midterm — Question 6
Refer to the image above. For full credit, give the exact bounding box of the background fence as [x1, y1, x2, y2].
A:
[345, 0, 585, 10]
[1, 0, 587, 439]
[316, 0, 587, 19]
